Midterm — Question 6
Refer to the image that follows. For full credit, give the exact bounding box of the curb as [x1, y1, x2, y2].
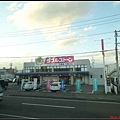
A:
[4, 90, 120, 103]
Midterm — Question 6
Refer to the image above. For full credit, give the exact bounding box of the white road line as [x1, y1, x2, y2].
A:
[0, 113, 39, 119]
[5, 96, 120, 105]
[22, 102, 75, 109]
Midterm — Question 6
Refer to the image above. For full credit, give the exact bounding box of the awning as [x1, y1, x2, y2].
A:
[15, 71, 89, 76]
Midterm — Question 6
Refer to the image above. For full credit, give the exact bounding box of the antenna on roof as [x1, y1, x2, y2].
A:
[91, 56, 95, 68]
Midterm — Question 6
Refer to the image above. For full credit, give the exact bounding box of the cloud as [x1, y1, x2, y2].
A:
[51, 32, 86, 50]
[6, 1, 95, 69]
[6, 2, 23, 11]
[7, 1, 94, 30]
[113, 1, 120, 6]
[83, 25, 96, 31]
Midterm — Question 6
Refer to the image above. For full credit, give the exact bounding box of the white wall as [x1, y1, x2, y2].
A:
[89, 68, 104, 85]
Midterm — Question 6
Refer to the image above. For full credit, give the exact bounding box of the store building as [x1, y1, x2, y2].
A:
[16, 56, 104, 85]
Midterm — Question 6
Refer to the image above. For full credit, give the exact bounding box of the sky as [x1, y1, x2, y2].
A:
[0, 1, 120, 70]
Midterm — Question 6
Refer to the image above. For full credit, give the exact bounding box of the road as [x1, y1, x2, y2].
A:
[0, 96, 119, 119]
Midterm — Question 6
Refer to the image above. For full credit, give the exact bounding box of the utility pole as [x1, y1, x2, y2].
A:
[91, 56, 95, 68]
[101, 39, 107, 94]
[115, 30, 120, 94]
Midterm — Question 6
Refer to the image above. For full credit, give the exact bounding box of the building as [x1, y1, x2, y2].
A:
[0, 68, 15, 80]
[16, 56, 105, 85]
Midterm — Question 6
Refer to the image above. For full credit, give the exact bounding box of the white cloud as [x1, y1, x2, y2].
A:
[7, 1, 94, 30]
[7, 2, 23, 11]
[83, 25, 96, 31]
[113, 1, 120, 6]
[51, 33, 86, 51]
[6, 1, 95, 68]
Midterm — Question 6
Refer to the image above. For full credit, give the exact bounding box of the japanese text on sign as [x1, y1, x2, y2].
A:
[44, 56, 74, 64]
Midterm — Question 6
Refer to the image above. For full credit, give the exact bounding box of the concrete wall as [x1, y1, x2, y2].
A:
[89, 68, 104, 85]
[84, 75, 89, 84]
[74, 59, 91, 69]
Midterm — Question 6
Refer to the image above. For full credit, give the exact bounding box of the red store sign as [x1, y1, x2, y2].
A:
[44, 56, 74, 64]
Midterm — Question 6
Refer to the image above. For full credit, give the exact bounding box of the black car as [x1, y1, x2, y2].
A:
[0, 80, 8, 90]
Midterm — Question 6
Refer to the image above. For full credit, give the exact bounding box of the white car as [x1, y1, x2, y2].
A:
[50, 82, 65, 92]
[23, 81, 41, 91]
[0, 85, 3, 101]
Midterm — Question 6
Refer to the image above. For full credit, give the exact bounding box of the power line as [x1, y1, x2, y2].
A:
[0, 14, 120, 37]
[0, 19, 119, 38]
[0, 32, 114, 47]
[0, 48, 115, 59]
[2, 13, 120, 34]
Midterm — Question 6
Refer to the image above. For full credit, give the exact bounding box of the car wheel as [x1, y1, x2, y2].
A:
[51, 90, 55, 92]
[52, 90, 56, 92]
[25, 89, 29, 91]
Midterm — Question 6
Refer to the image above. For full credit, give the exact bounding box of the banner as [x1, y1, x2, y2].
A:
[33, 78, 37, 90]
[92, 78, 98, 92]
[44, 56, 74, 64]
[76, 79, 81, 92]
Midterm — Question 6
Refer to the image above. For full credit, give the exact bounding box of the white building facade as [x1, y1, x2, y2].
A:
[16, 56, 104, 85]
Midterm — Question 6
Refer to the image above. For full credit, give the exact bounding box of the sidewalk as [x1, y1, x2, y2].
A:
[3, 83, 120, 103]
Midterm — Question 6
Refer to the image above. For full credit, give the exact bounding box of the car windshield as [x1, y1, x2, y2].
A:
[51, 83, 58, 86]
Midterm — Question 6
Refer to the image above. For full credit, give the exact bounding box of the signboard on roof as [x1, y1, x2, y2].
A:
[44, 56, 74, 64]
[35, 57, 43, 65]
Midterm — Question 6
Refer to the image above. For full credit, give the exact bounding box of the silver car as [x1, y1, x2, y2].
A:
[50, 82, 65, 92]
[23, 81, 41, 91]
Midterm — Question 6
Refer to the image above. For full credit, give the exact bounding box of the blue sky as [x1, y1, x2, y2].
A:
[0, 1, 120, 70]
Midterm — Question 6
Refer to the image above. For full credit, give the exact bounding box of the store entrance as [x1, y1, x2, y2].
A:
[59, 75, 70, 84]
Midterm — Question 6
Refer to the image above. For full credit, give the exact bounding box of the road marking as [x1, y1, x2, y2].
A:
[0, 113, 39, 119]
[22, 102, 75, 109]
[5, 96, 120, 105]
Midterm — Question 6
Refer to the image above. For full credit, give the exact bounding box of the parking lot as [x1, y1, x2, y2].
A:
[5, 82, 105, 94]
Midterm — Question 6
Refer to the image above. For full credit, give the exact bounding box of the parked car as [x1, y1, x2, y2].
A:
[12, 78, 17, 83]
[4, 80, 8, 88]
[0, 84, 3, 101]
[6, 77, 13, 83]
[0, 80, 8, 90]
[50, 82, 65, 92]
[23, 81, 41, 91]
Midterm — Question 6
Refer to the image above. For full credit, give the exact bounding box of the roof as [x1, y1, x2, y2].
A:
[15, 71, 89, 76]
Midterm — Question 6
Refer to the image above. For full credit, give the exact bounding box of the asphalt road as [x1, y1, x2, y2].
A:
[0, 95, 120, 119]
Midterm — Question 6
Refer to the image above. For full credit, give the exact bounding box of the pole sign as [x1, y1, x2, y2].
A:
[101, 39, 104, 51]
[92, 78, 98, 91]
[35, 57, 43, 65]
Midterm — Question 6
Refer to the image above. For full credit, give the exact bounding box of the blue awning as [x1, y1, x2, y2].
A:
[15, 71, 89, 76]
